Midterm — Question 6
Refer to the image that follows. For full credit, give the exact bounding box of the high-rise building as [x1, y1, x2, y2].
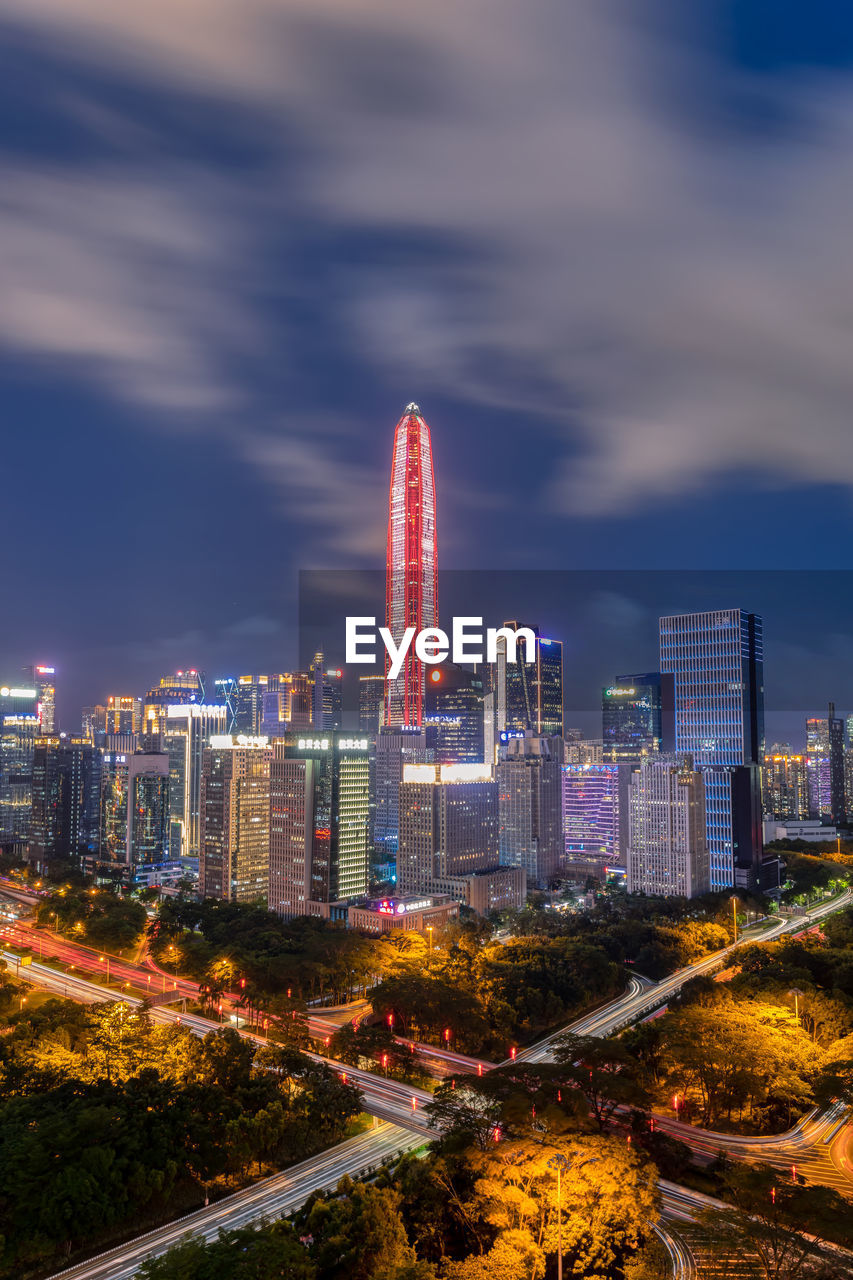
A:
[483, 623, 563, 761]
[398, 762, 497, 885]
[385, 403, 438, 727]
[0, 709, 39, 846]
[30, 737, 102, 870]
[143, 672, 204, 741]
[233, 675, 269, 736]
[397, 761, 524, 911]
[561, 763, 624, 878]
[424, 662, 484, 764]
[762, 752, 808, 820]
[359, 675, 385, 735]
[105, 696, 142, 736]
[311, 655, 343, 731]
[200, 738, 272, 902]
[269, 732, 370, 918]
[659, 609, 764, 890]
[827, 703, 845, 827]
[601, 673, 674, 764]
[497, 733, 563, 886]
[162, 704, 228, 857]
[374, 726, 432, 862]
[627, 756, 710, 899]
[284, 672, 313, 731]
[28, 665, 56, 733]
[99, 752, 170, 874]
[804, 706, 848, 827]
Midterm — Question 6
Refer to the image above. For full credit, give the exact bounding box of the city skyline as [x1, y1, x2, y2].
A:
[5, 6, 853, 718]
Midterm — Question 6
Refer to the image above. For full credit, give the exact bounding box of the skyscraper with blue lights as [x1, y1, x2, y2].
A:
[659, 608, 764, 890]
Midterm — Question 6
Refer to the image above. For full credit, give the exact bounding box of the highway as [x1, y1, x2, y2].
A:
[9, 886, 851, 1280]
[46, 1121, 422, 1280]
[517, 889, 853, 1064]
[1, 950, 436, 1134]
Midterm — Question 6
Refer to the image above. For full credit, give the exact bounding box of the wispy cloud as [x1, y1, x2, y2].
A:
[2, 0, 853, 538]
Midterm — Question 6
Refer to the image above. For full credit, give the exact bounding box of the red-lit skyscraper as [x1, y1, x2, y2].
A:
[385, 403, 437, 726]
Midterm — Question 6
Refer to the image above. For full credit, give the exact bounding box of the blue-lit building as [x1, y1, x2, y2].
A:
[659, 609, 765, 891]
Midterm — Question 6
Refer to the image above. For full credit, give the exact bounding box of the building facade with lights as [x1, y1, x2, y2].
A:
[497, 732, 563, 886]
[601, 672, 673, 764]
[762, 751, 808, 821]
[483, 623, 563, 762]
[374, 725, 432, 861]
[162, 703, 229, 857]
[627, 755, 710, 898]
[659, 608, 765, 890]
[30, 737, 101, 870]
[397, 761, 523, 910]
[199, 738, 273, 902]
[424, 662, 485, 764]
[385, 403, 438, 727]
[0, 703, 39, 846]
[268, 733, 370, 918]
[561, 762, 624, 879]
[99, 751, 171, 876]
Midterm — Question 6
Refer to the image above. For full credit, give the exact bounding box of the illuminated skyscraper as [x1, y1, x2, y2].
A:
[105, 695, 142, 736]
[269, 733, 370, 918]
[627, 755, 710, 899]
[200, 738, 272, 902]
[27, 666, 56, 733]
[601, 673, 674, 764]
[30, 737, 101, 870]
[497, 733, 563, 886]
[482, 623, 563, 761]
[99, 751, 170, 875]
[660, 609, 764, 890]
[385, 403, 437, 727]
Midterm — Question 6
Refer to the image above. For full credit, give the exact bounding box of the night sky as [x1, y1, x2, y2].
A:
[3, 1, 853, 743]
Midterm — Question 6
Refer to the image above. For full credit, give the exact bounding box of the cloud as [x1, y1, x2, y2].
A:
[2, 0, 853, 532]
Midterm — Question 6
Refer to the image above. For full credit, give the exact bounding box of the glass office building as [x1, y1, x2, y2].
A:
[659, 609, 764, 890]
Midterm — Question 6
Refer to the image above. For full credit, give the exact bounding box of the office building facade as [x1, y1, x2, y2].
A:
[659, 608, 764, 889]
[30, 737, 102, 870]
[601, 672, 673, 763]
[269, 733, 370, 918]
[627, 756, 710, 899]
[497, 733, 563, 886]
[561, 762, 623, 878]
[200, 738, 272, 902]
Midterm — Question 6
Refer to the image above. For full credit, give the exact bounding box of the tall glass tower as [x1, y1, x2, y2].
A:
[659, 609, 764, 890]
[385, 403, 437, 727]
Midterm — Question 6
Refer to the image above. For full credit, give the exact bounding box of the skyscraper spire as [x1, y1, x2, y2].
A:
[385, 403, 437, 726]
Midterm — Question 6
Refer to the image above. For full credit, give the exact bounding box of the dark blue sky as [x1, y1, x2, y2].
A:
[2, 1, 853, 740]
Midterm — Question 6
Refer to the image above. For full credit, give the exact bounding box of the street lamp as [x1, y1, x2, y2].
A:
[731, 895, 738, 944]
[426, 925, 433, 953]
[788, 987, 804, 1024]
[547, 1153, 599, 1280]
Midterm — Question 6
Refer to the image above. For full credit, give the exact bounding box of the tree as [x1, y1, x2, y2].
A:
[697, 1161, 853, 1280]
[138, 1219, 317, 1279]
[297, 1179, 419, 1280]
[197, 1028, 255, 1091]
[551, 1033, 650, 1129]
[460, 1135, 659, 1280]
[657, 998, 819, 1129]
[426, 1079, 504, 1150]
